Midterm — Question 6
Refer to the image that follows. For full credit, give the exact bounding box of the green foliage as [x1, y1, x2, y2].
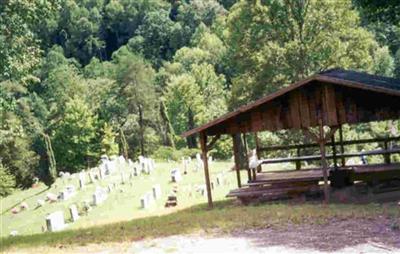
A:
[101, 123, 119, 157]
[42, 133, 57, 187]
[0, 0, 398, 193]
[0, 162, 16, 197]
[53, 97, 99, 172]
[225, 0, 383, 106]
[0, 0, 60, 81]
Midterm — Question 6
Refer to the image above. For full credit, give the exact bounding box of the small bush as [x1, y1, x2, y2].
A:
[0, 163, 16, 197]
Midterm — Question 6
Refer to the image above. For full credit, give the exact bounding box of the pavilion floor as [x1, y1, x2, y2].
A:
[226, 163, 400, 203]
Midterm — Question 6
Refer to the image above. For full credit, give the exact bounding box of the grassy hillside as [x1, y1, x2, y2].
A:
[1, 161, 243, 237]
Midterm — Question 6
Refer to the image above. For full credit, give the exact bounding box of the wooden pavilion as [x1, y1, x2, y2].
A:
[182, 69, 400, 208]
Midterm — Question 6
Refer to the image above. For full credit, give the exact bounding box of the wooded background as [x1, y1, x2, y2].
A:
[1, 0, 399, 195]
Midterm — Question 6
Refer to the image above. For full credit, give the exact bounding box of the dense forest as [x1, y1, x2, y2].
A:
[1, 0, 400, 195]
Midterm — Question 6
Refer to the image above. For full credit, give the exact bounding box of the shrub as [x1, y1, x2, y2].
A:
[0, 163, 16, 197]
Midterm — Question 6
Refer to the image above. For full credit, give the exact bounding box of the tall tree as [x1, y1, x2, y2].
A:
[225, 0, 388, 107]
[113, 47, 159, 156]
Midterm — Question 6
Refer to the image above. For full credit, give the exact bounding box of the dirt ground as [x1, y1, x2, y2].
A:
[7, 217, 400, 253]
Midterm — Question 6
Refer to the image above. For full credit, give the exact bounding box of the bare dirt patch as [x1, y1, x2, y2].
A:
[6, 217, 400, 253]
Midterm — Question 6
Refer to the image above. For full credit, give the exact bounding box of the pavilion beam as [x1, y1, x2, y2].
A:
[254, 132, 262, 173]
[200, 132, 213, 208]
[243, 133, 252, 182]
[232, 134, 242, 188]
[318, 123, 330, 204]
[339, 125, 345, 167]
[331, 133, 337, 169]
[303, 124, 338, 203]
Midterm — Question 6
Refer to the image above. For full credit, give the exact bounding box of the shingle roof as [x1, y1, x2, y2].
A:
[319, 68, 400, 92]
[182, 69, 400, 137]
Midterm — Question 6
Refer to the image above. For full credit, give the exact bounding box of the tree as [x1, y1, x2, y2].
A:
[100, 123, 119, 157]
[127, 9, 187, 67]
[163, 26, 227, 148]
[104, 0, 167, 57]
[0, 0, 59, 81]
[53, 97, 99, 172]
[0, 81, 39, 188]
[0, 162, 16, 197]
[113, 47, 159, 156]
[224, 0, 386, 107]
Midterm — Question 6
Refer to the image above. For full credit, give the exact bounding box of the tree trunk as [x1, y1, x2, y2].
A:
[159, 101, 175, 148]
[138, 104, 145, 156]
[186, 108, 197, 148]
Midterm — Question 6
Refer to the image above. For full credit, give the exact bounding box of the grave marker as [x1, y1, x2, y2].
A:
[171, 168, 182, 182]
[140, 196, 148, 209]
[69, 204, 79, 222]
[46, 211, 66, 232]
[92, 187, 107, 206]
[152, 184, 162, 200]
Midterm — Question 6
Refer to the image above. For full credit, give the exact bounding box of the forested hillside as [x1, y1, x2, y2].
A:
[1, 0, 399, 194]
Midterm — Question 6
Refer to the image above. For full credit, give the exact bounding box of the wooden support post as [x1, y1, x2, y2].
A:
[232, 134, 242, 188]
[339, 125, 345, 167]
[318, 124, 330, 204]
[295, 148, 301, 170]
[384, 140, 391, 164]
[254, 132, 262, 173]
[243, 133, 252, 182]
[200, 132, 213, 208]
[331, 134, 337, 169]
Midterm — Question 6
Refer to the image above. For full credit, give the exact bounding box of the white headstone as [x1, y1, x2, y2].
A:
[140, 196, 148, 209]
[69, 204, 79, 222]
[46, 193, 58, 202]
[152, 184, 162, 200]
[46, 211, 66, 232]
[171, 168, 182, 182]
[120, 172, 126, 184]
[146, 191, 154, 204]
[37, 199, 45, 207]
[216, 174, 224, 186]
[92, 187, 107, 206]
[182, 158, 189, 174]
[195, 153, 203, 172]
[79, 178, 85, 189]
[107, 184, 113, 193]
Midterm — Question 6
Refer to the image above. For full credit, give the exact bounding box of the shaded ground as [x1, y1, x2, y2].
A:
[6, 217, 400, 253]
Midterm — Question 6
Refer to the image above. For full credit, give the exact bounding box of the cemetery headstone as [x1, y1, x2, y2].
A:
[165, 194, 177, 207]
[20, 202, 29, 210]
[37, 199, 45, 207]
[120, 172, 126, 184]
[46, 193, 58, 203]
[9, 230, 18, 236]
[216, 174, 224, 186]
[171, 168, 182, 182]
[152, 184, 162, 200]
[107, 184, 113, 193]
[79, 178, 85, 189]
[46, 211, 66, 232]
[140, 196, 148, 209]
[146, 191, 154, 204]
[69, 204, 79, 222]
[92, 187, 108, 206]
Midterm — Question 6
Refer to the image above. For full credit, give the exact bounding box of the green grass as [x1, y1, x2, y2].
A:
[1, 161, 247, 237]
[2, 161, 399, 252]
[1, 200, 399, 252]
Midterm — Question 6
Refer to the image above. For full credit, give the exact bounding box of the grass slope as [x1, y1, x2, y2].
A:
[1, 161, 244, 237]
[2, 200, 399, 252]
